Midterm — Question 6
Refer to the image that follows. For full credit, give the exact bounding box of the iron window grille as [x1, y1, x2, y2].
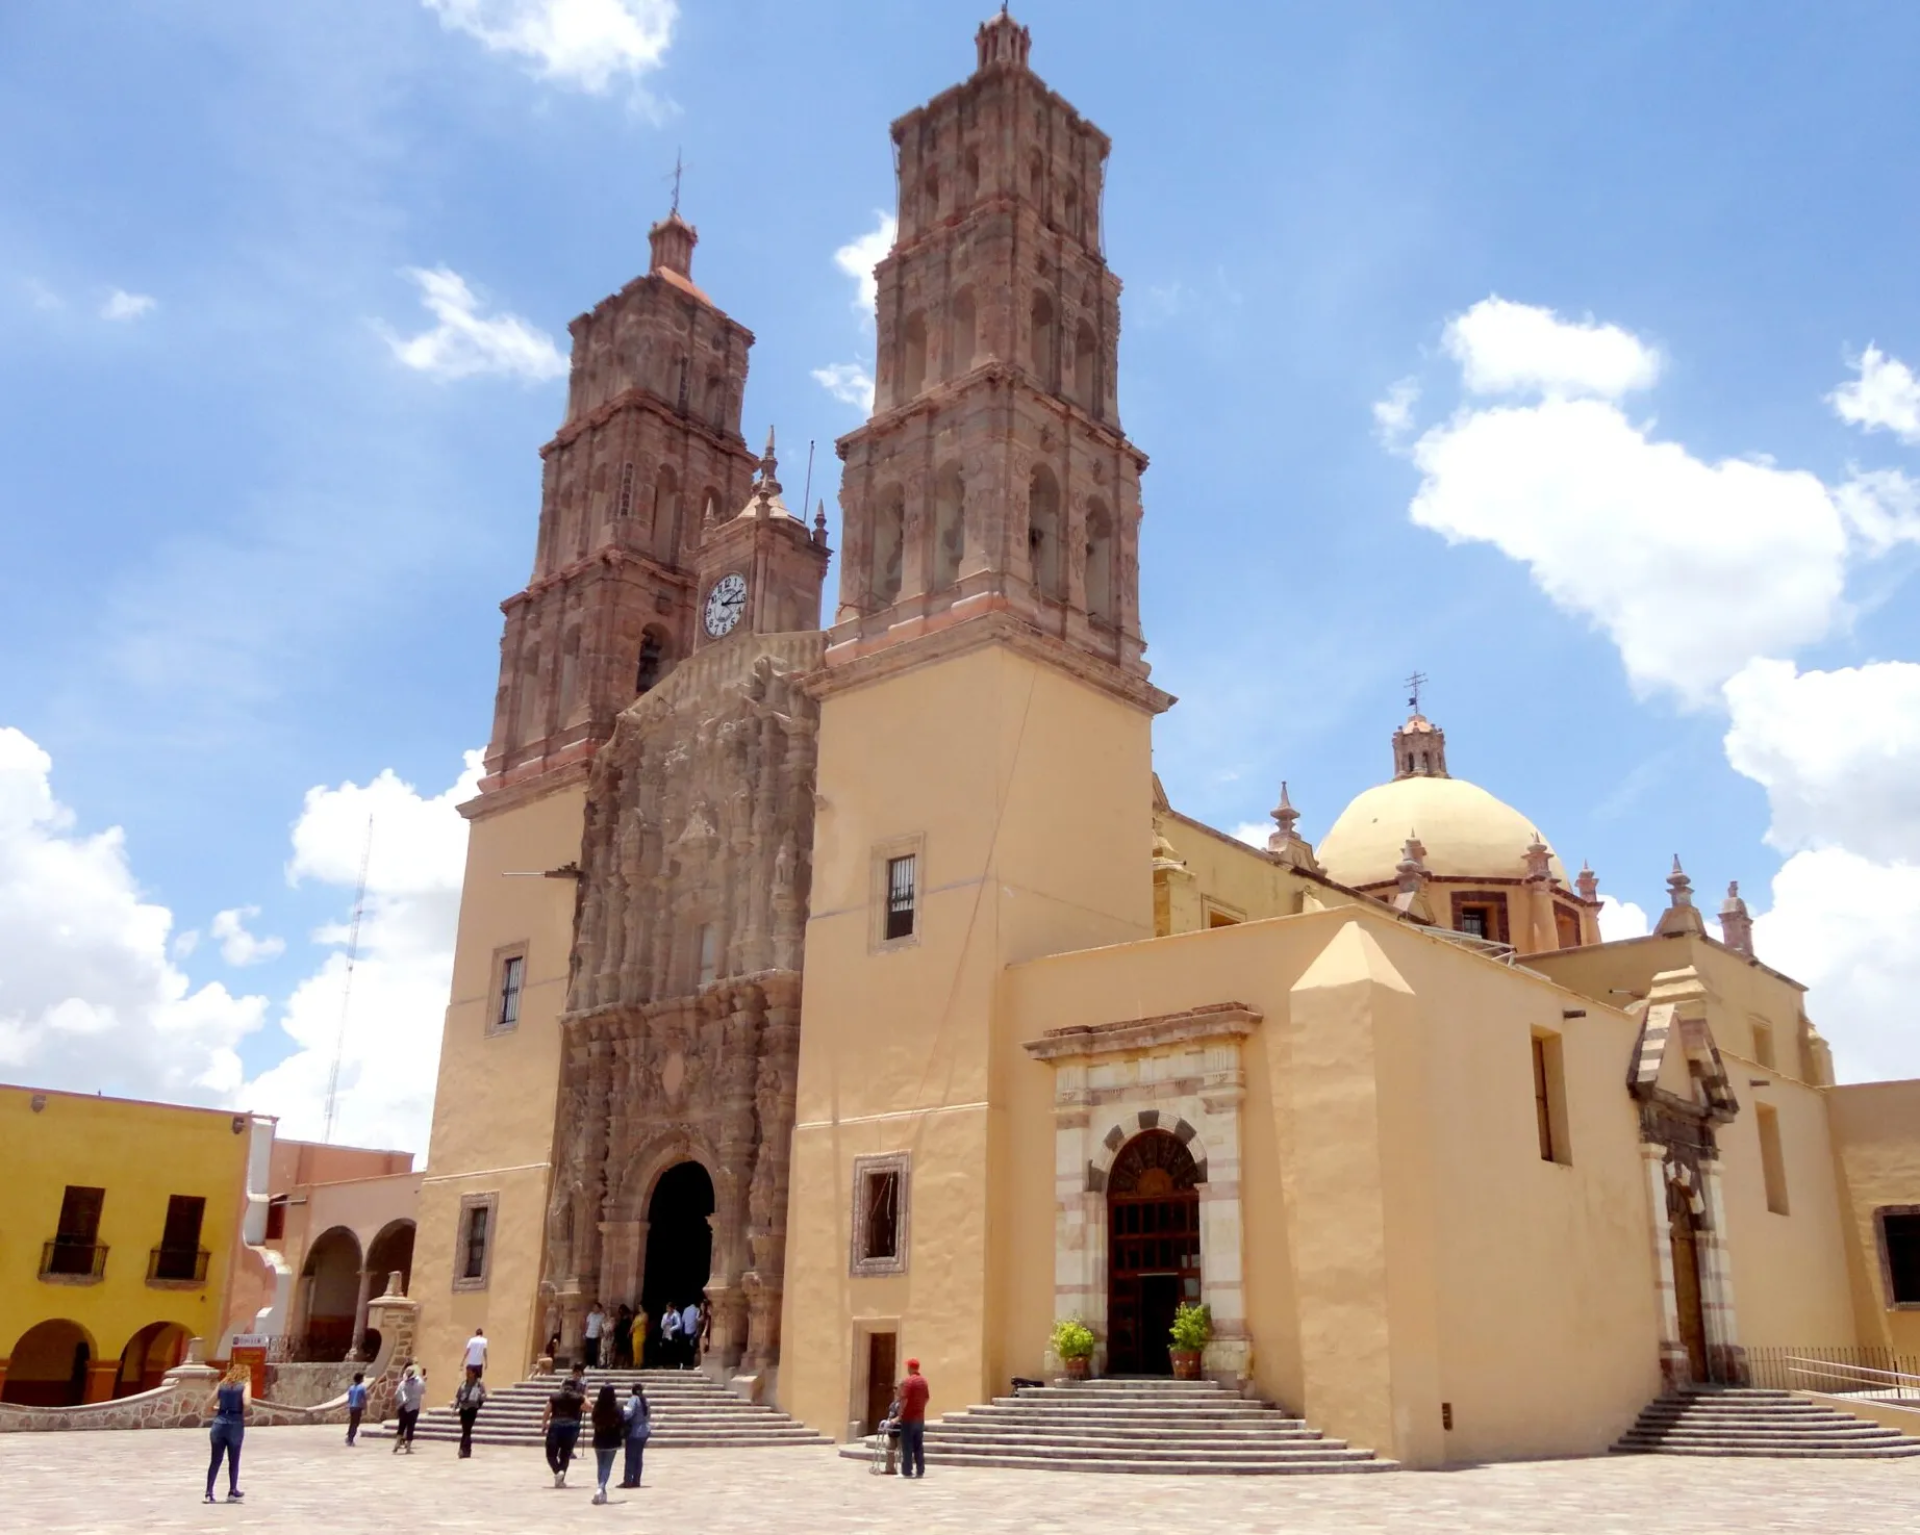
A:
[149, 1246, 211, 1284]
[40, 1240, 107, 1281]
[885, 855, 916, 941]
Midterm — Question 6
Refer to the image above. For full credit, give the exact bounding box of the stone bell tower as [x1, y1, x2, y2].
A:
[829, 4, 1147, 676]
[782, 11, 1172, 1433]
[485, 209, 761, 792]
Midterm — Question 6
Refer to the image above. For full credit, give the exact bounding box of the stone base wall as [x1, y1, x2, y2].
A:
[262, 1362, 362, 1408]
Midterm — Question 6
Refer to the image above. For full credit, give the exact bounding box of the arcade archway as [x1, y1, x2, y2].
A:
[2, 1319, 94, 1406]
[639, 1160, 714, 1363]
[1106, 1130, 1201, 1375]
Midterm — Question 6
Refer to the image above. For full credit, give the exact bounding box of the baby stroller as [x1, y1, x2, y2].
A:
[868, 1396, 903, 1475]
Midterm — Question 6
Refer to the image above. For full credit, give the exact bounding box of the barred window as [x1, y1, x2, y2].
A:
[885, 855, 916, 941]
[462, 1204, 490, 1281]
[496, 954, 524, 1032]
[864, 1171, 900, 1261]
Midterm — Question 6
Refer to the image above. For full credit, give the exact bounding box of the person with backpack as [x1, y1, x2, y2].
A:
[619, 1384, 651, 1488]
[454, 1367, 488, 1458]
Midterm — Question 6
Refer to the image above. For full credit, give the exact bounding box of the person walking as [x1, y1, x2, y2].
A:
[679, 1300, 701, 1369]
[589, 1384, 624, 1504]
[583, 1301, 606, 1369]
[611, 1304, 634, 1370]
[659, 1303, 681, 1368]
[896, 1358, 931, 1480]
[392, 1364, 426, 1453]
[203, 1363, 247, 1503]
[619, 1384, 651, 1488]
[454, 1367, 487, 1458]
[541, 1367, 586, 1486]
[344, 1371, 368, 1446]
[463, 1327, 489, 1378]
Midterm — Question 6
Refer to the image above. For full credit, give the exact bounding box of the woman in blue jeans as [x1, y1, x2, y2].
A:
[205, 1365, 248, 1503]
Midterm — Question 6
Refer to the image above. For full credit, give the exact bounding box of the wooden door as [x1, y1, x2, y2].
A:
[864, 1332, 897, 1434]
[1670, 1208, 1709, 1383]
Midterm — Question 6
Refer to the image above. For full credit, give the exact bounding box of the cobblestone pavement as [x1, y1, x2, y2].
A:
[0, 1426, 1913, 1534]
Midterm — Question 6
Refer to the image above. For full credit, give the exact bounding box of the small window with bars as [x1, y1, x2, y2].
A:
[850, 1153, 910, 1276]
[455, 1195, 497, 1289]
[885, 855, 916, 941]
[492, 950, 525, 1034]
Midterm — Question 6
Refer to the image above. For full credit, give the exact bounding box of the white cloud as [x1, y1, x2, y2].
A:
[1406, 390, 1848, 704]
[1723, 658, 1920, 866]
[1231, 822, 1268, 849]
[811, 362, 874, 412]
[1597, 895, 1650, 942]
[239, 752, 483, 1152]
[100, 289, 156, 322]
[210, 906, 286, 967]
[1833, 467, 1920, 555]
[1831, 344, 1920, 444]
[832, 211, 896, 316]
[1753, 849, 1920, 1083]
[1372, 377, 1420, 446]
[381, 266, 568, 383]
[0, 727, 266, 1099]
[1443, 296, 1661, 399]
[423, 0, 675, 93]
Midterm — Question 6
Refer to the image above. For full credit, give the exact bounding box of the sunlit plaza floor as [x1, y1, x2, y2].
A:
[0, 1423, 1913, 1534]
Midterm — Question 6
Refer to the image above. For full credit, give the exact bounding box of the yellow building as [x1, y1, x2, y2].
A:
[410, 9, 1920, 1468]
[0, 1086, 264, 1405]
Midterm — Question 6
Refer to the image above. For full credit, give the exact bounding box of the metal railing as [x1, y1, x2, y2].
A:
[1748, 1345, 1920, 1400]
[39, 1239, 107, 1280]
[147, 1245, 211, 1284]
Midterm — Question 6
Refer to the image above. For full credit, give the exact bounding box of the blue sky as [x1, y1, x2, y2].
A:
[3, 1, 1918, 1152]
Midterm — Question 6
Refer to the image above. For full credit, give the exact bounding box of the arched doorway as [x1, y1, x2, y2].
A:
[115, 1321, 190, 1397]
[1107, 1130, 1201, 1375]
[365, 1220, 416, 1300]
[299, 1226, 362, 1362]
[1668, 1178, 1709, 1382]
[639, 1161, 714, 1365]
[2, 1319, 94, 1406]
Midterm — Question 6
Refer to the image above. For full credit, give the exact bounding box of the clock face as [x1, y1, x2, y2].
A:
[703, 572, 748, 637]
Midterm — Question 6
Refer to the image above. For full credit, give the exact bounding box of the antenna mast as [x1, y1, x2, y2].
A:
[322, 814, 374, 1144]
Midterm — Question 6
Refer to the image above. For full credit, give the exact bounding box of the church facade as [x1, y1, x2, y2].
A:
[409, 12, 1920, 1467]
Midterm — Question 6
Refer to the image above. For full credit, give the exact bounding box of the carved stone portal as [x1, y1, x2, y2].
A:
[545, 631, 821, 1373]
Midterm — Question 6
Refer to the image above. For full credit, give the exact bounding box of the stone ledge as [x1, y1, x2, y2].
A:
[1024, 1003, 1263, 1062]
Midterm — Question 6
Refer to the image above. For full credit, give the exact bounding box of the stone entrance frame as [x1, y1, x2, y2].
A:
[1023, 1002, 1260, 1384]
[1628, 968, 1748, 1389]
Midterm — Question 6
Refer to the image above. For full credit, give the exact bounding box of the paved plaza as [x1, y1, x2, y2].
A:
[0, 1426, 1916, 1534]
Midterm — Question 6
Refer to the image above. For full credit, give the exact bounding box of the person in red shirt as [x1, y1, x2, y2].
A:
[895, 1359, 931, 1478]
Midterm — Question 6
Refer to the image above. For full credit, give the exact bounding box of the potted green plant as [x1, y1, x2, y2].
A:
[1051, 1318, 1096, 1381]
[1169, 1302, 1211, 1380]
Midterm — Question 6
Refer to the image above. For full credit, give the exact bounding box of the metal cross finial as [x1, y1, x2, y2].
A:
[666, 149, 691, 216]
[1405, 671, 1428, 712]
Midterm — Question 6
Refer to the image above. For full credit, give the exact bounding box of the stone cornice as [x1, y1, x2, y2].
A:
[503, 546, 696, 614]
[809, 607, 1174, 716]
[543, 385, 758, 460]
[1023, 1002, 1262, 1062]
[463, 754, 592, 821]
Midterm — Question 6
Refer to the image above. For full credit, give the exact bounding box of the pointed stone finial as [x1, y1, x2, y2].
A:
[974, 5, 1031, 72]
[1720, 880, 1755, 958]
[751, 427, 782, 519]
[1266, 780, 1322, 872]
[1391, 832, 1434, 921]
[1655, 855, 1708, 938]
[1576, 861, 1599, 903]
[813, 499, 829, 546]
[1523, 832, 1554, 883]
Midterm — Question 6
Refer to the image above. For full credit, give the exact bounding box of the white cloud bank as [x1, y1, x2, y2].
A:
[382, 266, 568, 383]
[424, 0, 675, 93]
[1443, 296, 1661, 400]
[812, 211, 895, 414]
[0, 725, 476, 1153]
[100, 289, 156, 322]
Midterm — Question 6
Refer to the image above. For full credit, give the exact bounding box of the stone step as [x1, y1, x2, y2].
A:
[935, 1421, 1330, 1444]
[969, 1408, 1302, 1426]
[1613, 1440, 1920, 1459]
[1611, 1389, 1920, 1459]
[838, 1442, 1396, 1476]
[1619, 1426, 1909, 1445]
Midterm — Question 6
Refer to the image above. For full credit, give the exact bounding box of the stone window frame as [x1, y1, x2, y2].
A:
[1450, 890, 1511, 945]
[869, 833, 926, 954]
[452, 1193, 499, 1292]
[1874, 1205, 1920, 1309]
[849, 1152, 911, 1278]
[1202, 898, 1245, 929]
[486, 942, 529, 1037]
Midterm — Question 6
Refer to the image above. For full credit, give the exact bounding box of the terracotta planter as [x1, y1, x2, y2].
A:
[1061, 1355, 1091, 1380]
[1170, 1349, 1203, 1381]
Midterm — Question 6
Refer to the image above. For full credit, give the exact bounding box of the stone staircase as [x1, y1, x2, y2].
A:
[841, 1377, 1394, 1475]
[1612, 1387, 1920, 1458]
[367, 1368, 828, 1449]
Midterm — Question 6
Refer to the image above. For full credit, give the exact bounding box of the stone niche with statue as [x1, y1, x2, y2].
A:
[542, 629, 822, 1377]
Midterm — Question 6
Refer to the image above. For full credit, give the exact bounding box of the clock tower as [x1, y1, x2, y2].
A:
[690, 430, 832, 652]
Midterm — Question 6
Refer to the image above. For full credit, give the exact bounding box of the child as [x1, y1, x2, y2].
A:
[345, 1371, 368, 1446]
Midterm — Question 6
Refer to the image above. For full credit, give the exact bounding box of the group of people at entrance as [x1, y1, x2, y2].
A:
[540, 1364, 651, 1502]
[579, 1296, 709, 1370]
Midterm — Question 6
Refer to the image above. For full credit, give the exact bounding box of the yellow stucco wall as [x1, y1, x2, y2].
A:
[1002, 908, 1663, 1466]
[1153, 808, 1364, 929]
[411, 779, 585, 1382]
[1828, 1079, 1920, 1356]
[0, 1086, 250, 1398]
[781, 638, 1157, 1437]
